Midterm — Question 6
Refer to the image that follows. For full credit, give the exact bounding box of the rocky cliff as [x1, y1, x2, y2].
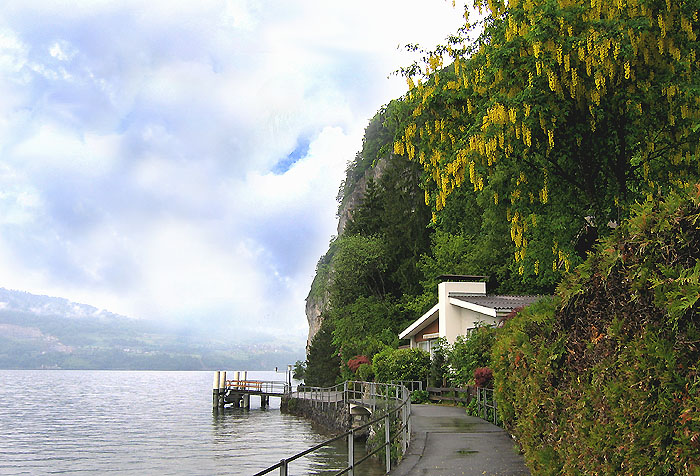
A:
[304, 157, 388, 350]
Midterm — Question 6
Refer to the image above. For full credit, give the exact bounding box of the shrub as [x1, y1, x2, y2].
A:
[372, 347, 430, 383]
[428, 337, 450, 387]
[492, 187, 700, 475]
[410, 390, 429, 403]
[473, 367, 493, 388]
[347, 355, 371, 373]
[356, 362, 374, 382]
[448, 326, 496, 386]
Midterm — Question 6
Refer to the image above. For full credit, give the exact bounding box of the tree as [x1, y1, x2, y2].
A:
[304, 320, 340, 387]
[394, 0, 700, 283]
[372, 347, 430, 383]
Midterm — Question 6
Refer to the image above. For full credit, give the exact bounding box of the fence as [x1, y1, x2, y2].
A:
[253, 381, 411, 476]
[475, 386, 499, 426]
[426, 386, 471, 404]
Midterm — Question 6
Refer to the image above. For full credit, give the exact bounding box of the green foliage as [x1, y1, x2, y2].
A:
[428, 337, 450, 387]
[292, 360, 306, 380]
[395, 0, 700, 286]
[329, 235, 390, 307]
[448, 326, 497, 386]
[304, 320, 341, 387]
[356, 362, 375, 382]
[372, 347, 430, 383]
[410, 389, 429, 404]
[492, 187, 700, 475]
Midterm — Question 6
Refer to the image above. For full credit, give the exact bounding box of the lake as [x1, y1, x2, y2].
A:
[0, 370, 384, 475]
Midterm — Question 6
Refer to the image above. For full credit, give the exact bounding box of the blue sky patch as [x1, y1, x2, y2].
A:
[273, 136, 310, 174]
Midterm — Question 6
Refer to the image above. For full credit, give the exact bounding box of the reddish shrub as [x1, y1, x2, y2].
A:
[498, 306, 524, 327]
[474, 367, 493, 388]
[347, 355, 371, 373]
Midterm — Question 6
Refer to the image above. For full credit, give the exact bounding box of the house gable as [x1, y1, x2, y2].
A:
[399, 280, 544, 346]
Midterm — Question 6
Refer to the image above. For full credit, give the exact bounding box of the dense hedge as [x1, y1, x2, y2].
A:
[372, 347, 430, 383]
[492, 188, 700, 476]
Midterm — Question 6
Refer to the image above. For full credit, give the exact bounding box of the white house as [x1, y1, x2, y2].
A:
[399, 276, 543, 354]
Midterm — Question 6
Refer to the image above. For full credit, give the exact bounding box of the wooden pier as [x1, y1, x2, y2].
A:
[212, 371, 290, 409]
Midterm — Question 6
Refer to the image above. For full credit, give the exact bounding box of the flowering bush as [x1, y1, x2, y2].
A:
[347, 355, 371, 373]
[473, 367, 493, 388]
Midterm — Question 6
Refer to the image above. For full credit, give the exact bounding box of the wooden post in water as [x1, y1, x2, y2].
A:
[213, 371, 220, 407]
[234, 371, 240, 389]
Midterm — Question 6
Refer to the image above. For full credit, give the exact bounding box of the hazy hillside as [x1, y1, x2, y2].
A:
[0, 288, 303, 370]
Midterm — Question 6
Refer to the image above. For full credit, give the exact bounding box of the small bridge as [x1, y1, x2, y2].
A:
[292, 381, 412, 423]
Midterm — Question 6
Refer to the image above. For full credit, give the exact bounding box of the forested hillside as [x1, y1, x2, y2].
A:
[304, 0, 700, 393]
[304, 0, 700, 472]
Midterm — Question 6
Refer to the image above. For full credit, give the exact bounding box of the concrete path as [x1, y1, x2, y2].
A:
[390, 404, 530, 476]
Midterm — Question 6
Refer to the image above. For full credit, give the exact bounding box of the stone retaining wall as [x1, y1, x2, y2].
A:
[281, 397, 350, 433]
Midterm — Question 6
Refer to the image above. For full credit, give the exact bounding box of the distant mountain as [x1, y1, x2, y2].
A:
[0, 288, 304, 370]
[0, 288, 124, 321]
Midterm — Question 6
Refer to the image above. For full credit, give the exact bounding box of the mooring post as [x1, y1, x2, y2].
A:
[213, 371, 220, 407]
[279, 459, 287, 476]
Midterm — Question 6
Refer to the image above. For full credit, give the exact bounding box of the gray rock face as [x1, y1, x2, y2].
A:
[336, 158, 388, 236]
[305, 277, 329, 351]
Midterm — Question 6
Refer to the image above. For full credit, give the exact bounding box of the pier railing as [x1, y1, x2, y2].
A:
[253, 381, 411, 476]
[225, 379, 290, 395]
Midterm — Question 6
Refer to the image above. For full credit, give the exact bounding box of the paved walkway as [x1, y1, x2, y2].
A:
[390, 404, 530, 476]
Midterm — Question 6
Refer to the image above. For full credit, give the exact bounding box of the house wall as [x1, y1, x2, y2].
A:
[457, 308, 498, 335]
[438, 281, 486, 344]
[415, 320, 439, 343]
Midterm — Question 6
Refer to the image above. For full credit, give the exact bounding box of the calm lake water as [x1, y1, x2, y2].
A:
[0, 370, 384, 475]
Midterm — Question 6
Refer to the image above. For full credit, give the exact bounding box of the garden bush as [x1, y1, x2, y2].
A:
[356, 362, 374, 382]
[372, 347, 430, 383]
[447, 326, 496, 386]
[492, 188, 700, 475]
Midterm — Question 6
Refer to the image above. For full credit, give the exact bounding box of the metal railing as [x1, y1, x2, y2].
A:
[226, 380, 290, 394]
[390, 380, 424, 392]
[253, 381, 411, 476]
[475, 386, 499, 426]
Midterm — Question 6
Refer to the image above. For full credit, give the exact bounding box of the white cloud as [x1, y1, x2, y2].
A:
[0, 0, 469, 345]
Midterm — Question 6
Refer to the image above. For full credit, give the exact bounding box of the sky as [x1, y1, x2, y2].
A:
[0, 0, 467, 346]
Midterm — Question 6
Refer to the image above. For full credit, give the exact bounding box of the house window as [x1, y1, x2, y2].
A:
[417, 339, 437, 358]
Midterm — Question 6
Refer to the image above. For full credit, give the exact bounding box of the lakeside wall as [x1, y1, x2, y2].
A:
[280, 396, 350, 433]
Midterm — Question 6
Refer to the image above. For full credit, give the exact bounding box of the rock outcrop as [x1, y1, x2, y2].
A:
[305, 157, 388, 351]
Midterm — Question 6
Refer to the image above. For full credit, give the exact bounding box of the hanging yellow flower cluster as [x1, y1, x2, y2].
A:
[393, 0, 699, 275]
